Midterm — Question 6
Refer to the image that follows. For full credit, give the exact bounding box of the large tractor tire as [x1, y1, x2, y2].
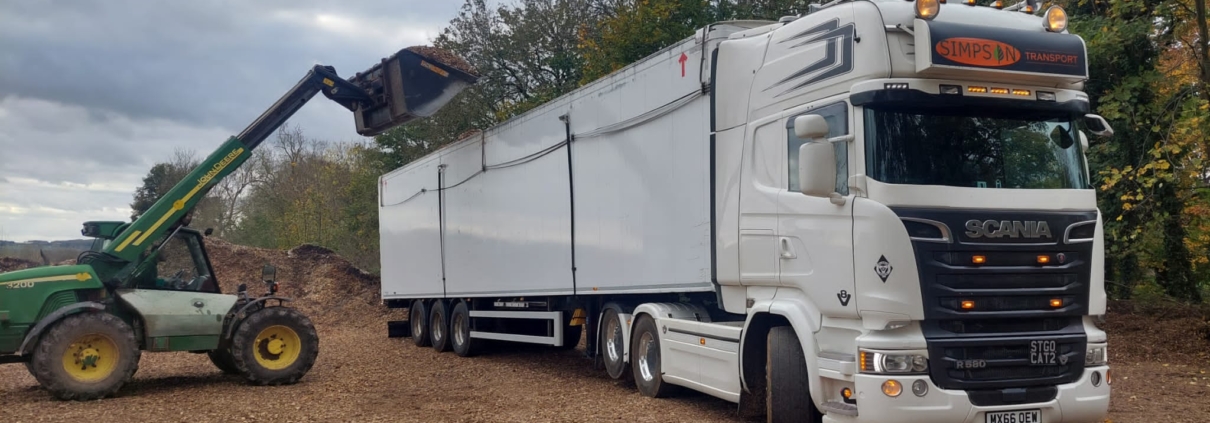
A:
[207, 347, 240, 375]
[230, 307, 319, 385]
[30, 312, 141, 400]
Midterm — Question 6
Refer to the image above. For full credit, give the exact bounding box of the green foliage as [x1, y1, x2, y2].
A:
[578, 0, 720, 84]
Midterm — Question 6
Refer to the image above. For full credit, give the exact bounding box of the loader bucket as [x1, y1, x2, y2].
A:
[350, 47, 479, 136]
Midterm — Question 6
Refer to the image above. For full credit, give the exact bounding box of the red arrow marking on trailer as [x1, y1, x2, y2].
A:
[678, 53, 688, 77]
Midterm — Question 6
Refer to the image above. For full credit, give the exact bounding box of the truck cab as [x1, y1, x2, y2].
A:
[713, 1, 1109, 421]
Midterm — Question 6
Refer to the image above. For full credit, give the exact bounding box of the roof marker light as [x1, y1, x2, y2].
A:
[916, 0, 941, 20]
[1045, 6, 1068, 32]
[992, 0, 1005, 9]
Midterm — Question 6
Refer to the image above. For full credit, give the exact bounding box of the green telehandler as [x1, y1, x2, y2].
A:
[0, 47, 477, 400]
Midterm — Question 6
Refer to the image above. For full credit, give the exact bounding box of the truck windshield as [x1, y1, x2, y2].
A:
[864, 107, 1089, 189]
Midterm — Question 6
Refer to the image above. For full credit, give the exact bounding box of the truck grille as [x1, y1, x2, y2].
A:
[892, 207, 1098, 392]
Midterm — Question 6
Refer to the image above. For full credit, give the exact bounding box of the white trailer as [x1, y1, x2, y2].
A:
[380, 1, 1113, 422]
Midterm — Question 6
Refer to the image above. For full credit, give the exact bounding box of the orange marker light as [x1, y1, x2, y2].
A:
[990, 87, 1010, 95]
[1050, 298, 1063, 308]
[842, 387, 854, 399]
[1037, 255, 1051, 264]
[882, 380, 903, 397]
[968, 86, 989, 94]
[700, 338, 706, 345]
[972, 255, 987, 265]
[961, 300, 975, 310]
[1012, 89, 1032, 96]
[964, 0, 976, 4]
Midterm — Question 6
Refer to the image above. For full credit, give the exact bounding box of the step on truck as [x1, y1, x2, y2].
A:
[379, 1, 1113, 422]
[0, 46, 478, 400]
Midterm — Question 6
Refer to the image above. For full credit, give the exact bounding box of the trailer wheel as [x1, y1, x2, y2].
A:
[630, 315, 677, 398]
[230, 307, 319, 386]
[410, 300, 431, 347]
[599, 308, 630, 380]
[450, 301, 480, 357]
[766, 326, 822, 423]
[207, 347, 239, 375]
[430, 300, 452, 352]
[30, 312, 140, 400]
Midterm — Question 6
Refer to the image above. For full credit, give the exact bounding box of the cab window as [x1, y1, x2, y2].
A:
[130, 231, 218, 293]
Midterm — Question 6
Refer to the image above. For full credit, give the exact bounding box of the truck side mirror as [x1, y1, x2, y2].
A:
[1084, 114, 1114, 138]
[798, 142, 837, 198]
[262, 264, 277, 283]
[793, 114, 830, 140]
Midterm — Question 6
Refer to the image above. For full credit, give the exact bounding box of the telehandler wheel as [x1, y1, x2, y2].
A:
[30, 312, 140, 401]
[430, 300, 452, 352]
[207, 347, 240, 375]
[766, 326, 823, 423]
[230, 307, 319, 385]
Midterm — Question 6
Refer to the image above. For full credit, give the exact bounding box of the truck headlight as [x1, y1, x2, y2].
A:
[1086, 344, 1108, 366]
[860, 350, 929, 374]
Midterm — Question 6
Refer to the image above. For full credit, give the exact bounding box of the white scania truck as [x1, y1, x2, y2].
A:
[378, 1, 1114, 422]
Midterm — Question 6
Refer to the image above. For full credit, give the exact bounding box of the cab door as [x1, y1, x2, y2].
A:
[776, 101, 858, 318]
[117, 230, 236, 351]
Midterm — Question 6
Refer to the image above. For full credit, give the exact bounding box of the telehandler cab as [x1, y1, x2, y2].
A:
[0, 47, 477, 400]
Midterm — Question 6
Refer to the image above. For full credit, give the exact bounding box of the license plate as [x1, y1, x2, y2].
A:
[1029, 340, 1058, 365]
[985, 409, 1041, 423]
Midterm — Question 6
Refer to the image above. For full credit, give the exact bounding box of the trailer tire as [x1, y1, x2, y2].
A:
[410, 300, 431, 347]
[450, 301, 480, 357]
[631, 315, 678, 398]
[30, 312, 140, 401]
[430, 300, 452, 352]
[600, 308, 630, 380]
[207, 347, 240, 375]
[230, 307, 319, 386]
[766, 326, 822, 423]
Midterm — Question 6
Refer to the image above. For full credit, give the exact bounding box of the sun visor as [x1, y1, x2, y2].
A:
[914, 19, 1088, 85]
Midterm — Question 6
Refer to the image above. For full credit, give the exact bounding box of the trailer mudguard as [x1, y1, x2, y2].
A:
[17, 301, 106, 355]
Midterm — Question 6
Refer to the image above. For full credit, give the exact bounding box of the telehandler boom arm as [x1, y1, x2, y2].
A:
[85, 49, 478, 283]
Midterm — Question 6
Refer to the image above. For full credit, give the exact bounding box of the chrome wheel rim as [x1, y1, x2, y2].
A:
[412, 307, 423, 337]
[431, 312, 444, 342]
[637, 332, 655, 382]
[452, 312, 466, 346]
[606, 318, 622, 363]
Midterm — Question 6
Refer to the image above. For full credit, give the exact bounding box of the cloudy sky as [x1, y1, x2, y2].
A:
[0, 0, 466, 241]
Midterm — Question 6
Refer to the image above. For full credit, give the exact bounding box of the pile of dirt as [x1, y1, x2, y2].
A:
[0, 257, 37, 272]
[1101, 299, 1210, 363]
[203, 239, 402, 327]
[405, 45, 477, 76]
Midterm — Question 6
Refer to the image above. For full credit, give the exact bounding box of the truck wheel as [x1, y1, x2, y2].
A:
[30, 312, 140, 400]
[207, 347, 240, 375]
[767, 326, 822, 423]
[430, 300, 452, 352]
[230, 307, 319, 386]
[600, 308, 630, 380]
[631, 315, 677, 398]
[410, 300, 431, 347]
[450, 301, 480, 357]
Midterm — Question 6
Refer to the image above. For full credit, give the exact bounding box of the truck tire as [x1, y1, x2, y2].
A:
[430, 300, 452, 352]
[450, 301, 480, 357]
[410, 300, 431, 347]
[767, 326, 822, 423]
[30, 312, 140, 400]
[600, 308, 630, 380]
[230, 307, 319, 386]
[207, 347, 240, 375]
[630, 315, 677, 398]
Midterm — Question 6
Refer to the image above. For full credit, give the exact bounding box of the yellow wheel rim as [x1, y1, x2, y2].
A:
[61, 334, 119, 382]
[253, 325, 301, 370]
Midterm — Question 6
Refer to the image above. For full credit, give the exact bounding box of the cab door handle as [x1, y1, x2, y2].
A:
[780, 237, 797, 259]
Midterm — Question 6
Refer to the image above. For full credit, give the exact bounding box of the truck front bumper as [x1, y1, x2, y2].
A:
[827, 367, 1110, 423]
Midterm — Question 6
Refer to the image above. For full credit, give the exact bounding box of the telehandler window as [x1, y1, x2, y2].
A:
[130, 231, 217, 293]
[787, 102, 849, 195]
